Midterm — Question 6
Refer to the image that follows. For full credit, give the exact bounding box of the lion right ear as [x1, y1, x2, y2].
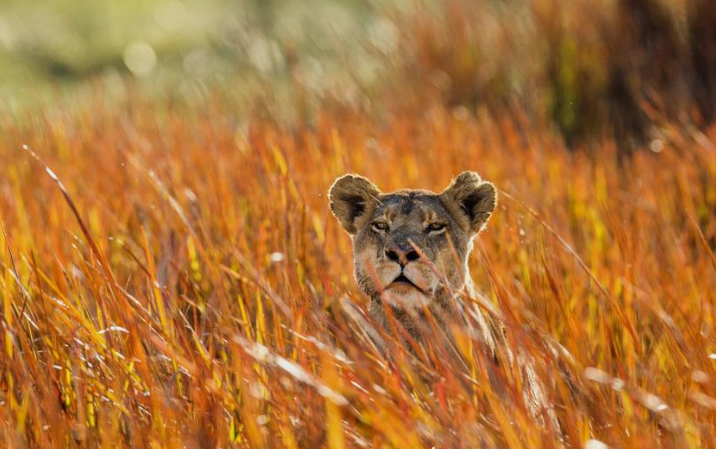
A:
[441, 171, 497, 236]
[329, 174, 381, 235]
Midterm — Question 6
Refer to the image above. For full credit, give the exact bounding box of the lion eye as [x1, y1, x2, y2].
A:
[427, 223, 447, 234]
[371, 221, 389, 232]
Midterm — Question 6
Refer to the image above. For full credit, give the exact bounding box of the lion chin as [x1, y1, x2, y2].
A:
[383, 284, 431, 309]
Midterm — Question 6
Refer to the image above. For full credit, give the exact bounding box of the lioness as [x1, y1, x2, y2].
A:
[330, 171, 561, 427]
[329, 171, 499, 348]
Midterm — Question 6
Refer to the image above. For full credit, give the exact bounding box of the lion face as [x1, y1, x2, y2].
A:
[329, 172, 496, 311]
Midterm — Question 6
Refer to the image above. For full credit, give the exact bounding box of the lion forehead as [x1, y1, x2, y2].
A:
[374, 191, 453, 225]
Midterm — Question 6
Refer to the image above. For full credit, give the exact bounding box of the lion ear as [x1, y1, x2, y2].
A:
[441, 171, 497, 235]
[329, 174, 381, 235]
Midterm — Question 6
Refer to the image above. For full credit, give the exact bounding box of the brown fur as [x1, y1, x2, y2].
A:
[329, 171, 498, 344]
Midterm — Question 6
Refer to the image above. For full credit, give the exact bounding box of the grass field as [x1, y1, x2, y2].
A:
[3, 1, 716, 448]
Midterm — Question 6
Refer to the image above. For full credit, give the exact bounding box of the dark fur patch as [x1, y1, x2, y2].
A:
[401, 199, 415, 215]
[339, 194, 367, 222]
[460, 191, 481, 222]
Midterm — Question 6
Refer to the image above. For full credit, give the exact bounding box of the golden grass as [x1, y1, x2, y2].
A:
[2, 97, 716, 448]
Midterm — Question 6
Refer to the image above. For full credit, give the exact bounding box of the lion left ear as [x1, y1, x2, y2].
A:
[440, 171, 497, 235]
[328, 174, 381, 235]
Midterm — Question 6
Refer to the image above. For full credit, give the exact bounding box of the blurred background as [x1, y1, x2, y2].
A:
[2, 0, 716, 149]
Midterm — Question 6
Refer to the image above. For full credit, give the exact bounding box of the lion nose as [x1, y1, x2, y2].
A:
[385, 245, 420, 265]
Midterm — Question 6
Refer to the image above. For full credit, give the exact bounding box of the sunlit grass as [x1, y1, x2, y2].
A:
[1, 97, 716, 447]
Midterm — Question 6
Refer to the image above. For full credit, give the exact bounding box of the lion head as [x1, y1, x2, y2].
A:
[329, 171, 497, 312]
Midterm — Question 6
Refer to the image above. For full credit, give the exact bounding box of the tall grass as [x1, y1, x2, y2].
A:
[1, 94, 716, 447]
